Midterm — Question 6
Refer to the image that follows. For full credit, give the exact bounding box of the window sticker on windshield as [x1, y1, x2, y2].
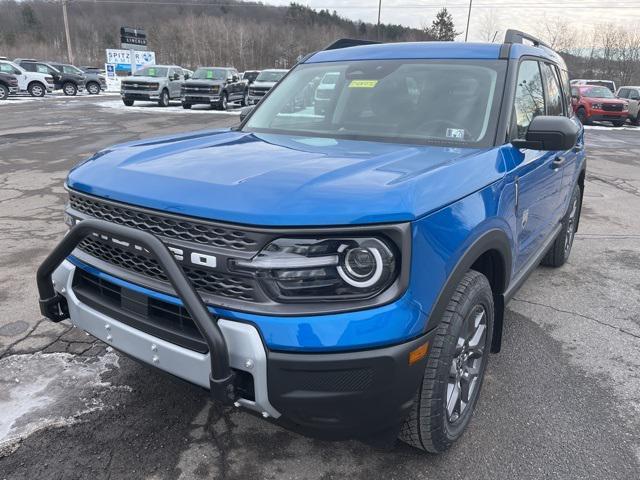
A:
[206, 70, 213, 79]
[349, 80, 378, 88]
[446, 128, 465, 139]
[148, 68, 156, 76]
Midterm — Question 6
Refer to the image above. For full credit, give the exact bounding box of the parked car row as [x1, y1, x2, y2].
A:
[570, 78, 639, 126]
[0, 57, 106, 99]
[119, 65, 288, 110]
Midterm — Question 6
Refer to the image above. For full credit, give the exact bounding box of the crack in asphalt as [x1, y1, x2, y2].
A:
[0, 318, 47, 360]
[587, 173, 640, 198]
[511, 298, 640, 340]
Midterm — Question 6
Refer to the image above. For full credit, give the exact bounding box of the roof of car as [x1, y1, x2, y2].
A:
[305, 41, 563, 65]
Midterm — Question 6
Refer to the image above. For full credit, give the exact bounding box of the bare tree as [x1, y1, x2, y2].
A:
[477, 8, 501, 43]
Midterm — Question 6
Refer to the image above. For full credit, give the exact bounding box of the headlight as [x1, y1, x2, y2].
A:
[623, 103, 629, 111]
[232, 237, 398, 302]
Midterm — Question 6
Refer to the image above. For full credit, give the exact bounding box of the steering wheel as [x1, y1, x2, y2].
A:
[418, 119, 469, 140]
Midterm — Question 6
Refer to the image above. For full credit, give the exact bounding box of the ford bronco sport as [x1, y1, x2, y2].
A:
[38, 31, 586, 453]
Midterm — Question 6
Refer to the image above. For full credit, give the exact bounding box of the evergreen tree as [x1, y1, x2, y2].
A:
[426, 8, 459, 41]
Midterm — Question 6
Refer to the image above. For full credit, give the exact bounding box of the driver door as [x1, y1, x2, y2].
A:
[168, 68, 183, 99]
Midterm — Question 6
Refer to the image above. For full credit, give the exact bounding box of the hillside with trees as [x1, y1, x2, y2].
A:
[0, 0, 436, 69]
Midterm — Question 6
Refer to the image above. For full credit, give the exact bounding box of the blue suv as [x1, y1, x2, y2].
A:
[38, 31, 585, 453]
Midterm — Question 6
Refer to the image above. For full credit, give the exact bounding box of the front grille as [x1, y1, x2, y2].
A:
[73, 268, 208, 352]
[121, 82, 157, 91]
[249, 88, 268, 96]
[78, 236, 256, 301]
[69, 193, 257, 251]
[183, 86, 218, 94]
[602, 103, 623, 112]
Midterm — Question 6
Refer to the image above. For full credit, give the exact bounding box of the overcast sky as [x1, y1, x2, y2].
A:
[264, 0, 639, 42]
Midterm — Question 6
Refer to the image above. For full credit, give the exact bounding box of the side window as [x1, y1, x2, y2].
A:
[22, 63, 36, 72]
[541, 63, 563, 116]
[571, 87, 579, 97]
[512, 60, 545, 138]
[36, 64, 50, 74]
[629, 90, 640, 100]
[558, 68, 573, 115]
[618, 88, 628, 99]
[0, 63, 14, 73]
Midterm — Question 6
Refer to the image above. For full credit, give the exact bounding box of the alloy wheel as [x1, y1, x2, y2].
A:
[31, 85, 43, 97]
[446, 304, 487, 423]
[564, 196, 579, 255]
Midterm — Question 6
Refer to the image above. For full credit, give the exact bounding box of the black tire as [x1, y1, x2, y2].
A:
[0, 84, 8, 101]
[612, 120, 625, 127]
[123, 99, 134, 107]
[634, 115, 640, 127]
[241, 89, 248, 107]
[541, 184, 582, 268]
[576, 107, 588, 125]
[86, 81, 101, 95]
[158, 89, 169, 107]
[182, 103, 192, 109]
[28, 82, 46, 97]
[218, 92, 228, 110]
[63, 82, 77, 96]
[399, 270, 494, 453]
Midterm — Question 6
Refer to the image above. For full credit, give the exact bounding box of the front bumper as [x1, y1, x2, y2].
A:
[52, 260, 431, 439]
[121, 89, 161, 101]
[587, 110, 629, 122]
[8, 86, 19, 94]
[181, 93, 220, 105]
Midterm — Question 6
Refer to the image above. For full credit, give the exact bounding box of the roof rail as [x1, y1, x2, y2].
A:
[324, 38, 380, 51]
[504, 29, 551, 49]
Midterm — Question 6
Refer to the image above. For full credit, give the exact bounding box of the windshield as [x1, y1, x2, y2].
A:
[244, 60, 505, 147]
[256, 70, 286, 82]
[135, 66, 168, 77]
[193, 68, 227, 80]
[583, 86, 615, 99]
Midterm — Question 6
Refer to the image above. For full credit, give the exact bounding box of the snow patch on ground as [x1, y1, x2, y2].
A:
[584, 124, 638, 131]
[0, 352, 128, 453]
[96, 99, 242, 115]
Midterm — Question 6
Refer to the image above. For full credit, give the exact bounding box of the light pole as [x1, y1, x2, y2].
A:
[377, 0, 382, 40]
[62, 0, 75, 64]
[464, 0, 473, 42]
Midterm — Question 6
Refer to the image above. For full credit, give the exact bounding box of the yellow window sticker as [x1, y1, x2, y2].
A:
[349, 80, 378, 88]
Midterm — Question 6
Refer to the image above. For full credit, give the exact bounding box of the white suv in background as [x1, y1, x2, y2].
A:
[0, 60, 54, 96]
[616, 86, 640, 125]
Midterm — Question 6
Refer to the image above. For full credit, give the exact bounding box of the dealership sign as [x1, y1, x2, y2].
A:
[106, 49, 156, 72]
[120, 27, 147, 51]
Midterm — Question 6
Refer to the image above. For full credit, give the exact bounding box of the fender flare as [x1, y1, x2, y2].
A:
[425, 228, 512, 353]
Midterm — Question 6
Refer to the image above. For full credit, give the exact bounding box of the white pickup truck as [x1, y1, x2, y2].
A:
[0, 60, 54, 96]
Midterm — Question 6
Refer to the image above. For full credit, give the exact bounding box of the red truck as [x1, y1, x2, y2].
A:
[571, 85, 629, 126]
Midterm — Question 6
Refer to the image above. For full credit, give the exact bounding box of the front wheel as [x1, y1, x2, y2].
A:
[87, 82, 101, 95]
[63, 82, 77, 96]
[182, 102, 192, 109]
[28, 82, 46, 97]
[542, 184, 582, 268]
[218, 92, 228, 110]
[0, 84, 8, 101]
[612, 120, 625, 127]
[399, 270, 493, 453]
[123, 99, 134, 106]
[158, 89, 169, 107]
[576, 107, 589, 125]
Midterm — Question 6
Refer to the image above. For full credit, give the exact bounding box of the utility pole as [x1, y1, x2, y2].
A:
[377, 0, 382, 41]
[62, 0, 74, 64]
[464, 0, 473, 42]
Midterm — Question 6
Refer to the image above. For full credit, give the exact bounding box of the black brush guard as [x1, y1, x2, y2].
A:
[36, 218, 237, 405]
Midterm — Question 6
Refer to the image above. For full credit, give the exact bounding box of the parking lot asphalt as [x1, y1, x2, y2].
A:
[0, 94, 638, 480]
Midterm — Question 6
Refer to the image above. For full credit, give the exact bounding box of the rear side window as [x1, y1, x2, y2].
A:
[36, 64, 51, 74]
[512, 60, 545, 138]
[541, 63, 563, 116]
[630, 89, 640, 100]
[22, 62, 36, 72]
[618, 88, 628, 98]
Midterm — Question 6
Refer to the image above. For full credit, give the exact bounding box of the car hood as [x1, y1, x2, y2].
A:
[184, 79, 224, 86]
[586, 97, 627, 104]
[67, 130, 504, 226]
[251, 81, 277, 89]
[123, 76, 164, 83]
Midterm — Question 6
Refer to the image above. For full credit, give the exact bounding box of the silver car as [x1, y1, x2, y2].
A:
[616, 86, 640, 125]
[121, 65, 186, 107]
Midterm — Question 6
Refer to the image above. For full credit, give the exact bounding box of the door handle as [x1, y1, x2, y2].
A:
[552, 156, 566, 168]
[572, 144, 584, 153]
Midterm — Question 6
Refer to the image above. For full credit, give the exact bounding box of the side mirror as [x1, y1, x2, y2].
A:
[239, 105, 254, 122]
[512, 116, 579, 151]
[184, 73, 190, 80]
[232, 75, 239, 83]
[173, 73, 181, 81]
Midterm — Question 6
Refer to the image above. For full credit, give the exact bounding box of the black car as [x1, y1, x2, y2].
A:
[181, 67, 247, 110]
[80, 66, 107, 94]
[15, 59, 86, 95]
[0, 71, 19, 100]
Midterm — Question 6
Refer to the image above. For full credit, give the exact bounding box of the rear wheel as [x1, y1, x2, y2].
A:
[612, 120, 625, 127]
[123, 99, 134, 106]
[63, 82, 77, 96]
[28, 82, 45, 97]
[241, 89, 248, 107]
[0, 84, 8, 100]
[182, 102, 192, 109]
[542, 184, 582, 268]
[158, 89, 169, 107]
[399, 270, 493, 453]
[576, 107, 588, 125]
